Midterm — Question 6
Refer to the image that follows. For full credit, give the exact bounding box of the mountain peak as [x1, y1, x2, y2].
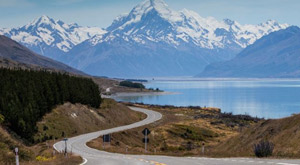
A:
[223, 18, 235, 25]
[130, 0, 182, 22]
[25, 15, 56, 29]
[133, 0, 169, 14]
[149, 0, 168, 7]
[33, 15, 54, 25]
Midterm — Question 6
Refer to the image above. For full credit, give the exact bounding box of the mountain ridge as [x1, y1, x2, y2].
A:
[197, 26, 300, 78]
[0, 15, 106, 60]
[0, 0, 290, 77]
[0, 35, 86, 75]
[63, 0, 289, 77]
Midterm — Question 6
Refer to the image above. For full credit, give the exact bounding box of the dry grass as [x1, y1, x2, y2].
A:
[0, 126, 34, 164]
[87, 103, 256, 156]
[34, 99, 146, 142]
[0, 99, 146, 164]
[209, 113, 300, 158]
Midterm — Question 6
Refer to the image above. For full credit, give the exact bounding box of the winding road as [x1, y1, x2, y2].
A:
[54, 107, 300, 165]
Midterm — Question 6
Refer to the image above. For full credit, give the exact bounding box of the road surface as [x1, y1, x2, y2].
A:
[54, 107, 300, 165]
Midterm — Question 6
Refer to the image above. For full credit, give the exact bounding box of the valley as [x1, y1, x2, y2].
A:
[1, 0, 300, 164]
[0, 0, 289, 78]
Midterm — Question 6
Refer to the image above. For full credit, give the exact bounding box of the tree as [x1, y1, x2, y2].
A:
[0, 114, 4, 124]
[0, 68, 101, 142]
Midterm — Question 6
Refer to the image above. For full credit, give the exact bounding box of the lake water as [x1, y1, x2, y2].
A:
[113, 79, 300, 119]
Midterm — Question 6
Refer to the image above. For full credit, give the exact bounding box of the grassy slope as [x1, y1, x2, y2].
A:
[0, 127, 78, 165]
[210, 114, 300, 158]
[34, 99, 146, 142]
[87, 104, 259, 156]
[0, 126, 33, 164]
[0, 99, 145, 164]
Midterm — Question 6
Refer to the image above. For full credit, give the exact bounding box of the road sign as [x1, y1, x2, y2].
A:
[103, 134, 111, 142]
[142, 128, 151, 135]
[142, 128, 151, 153]
[142, 138, 149, 143]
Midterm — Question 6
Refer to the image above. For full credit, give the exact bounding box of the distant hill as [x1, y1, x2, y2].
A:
[0, 35, 85, 75]
[198, 26, 300, 78]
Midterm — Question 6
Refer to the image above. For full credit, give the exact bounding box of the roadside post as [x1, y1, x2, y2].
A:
[52, 146, 56, 156]
[63, 138, 68, 157]
[15, 147, 19, 165]
[103, 134, 111, 149]
[142, 128, 151, 153]
[202, 142, 205, 155]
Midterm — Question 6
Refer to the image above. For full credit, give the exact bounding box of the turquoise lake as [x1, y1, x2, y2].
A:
[113, 79, 300, 119]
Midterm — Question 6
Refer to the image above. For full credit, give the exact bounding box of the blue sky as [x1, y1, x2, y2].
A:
[0, 0, 299, 28]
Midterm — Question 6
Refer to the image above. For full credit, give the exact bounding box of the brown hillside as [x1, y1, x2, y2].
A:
[34, 99, 146, 143]
[210, 114, 300, 158]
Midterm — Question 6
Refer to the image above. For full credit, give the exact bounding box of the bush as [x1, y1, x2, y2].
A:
[0, 114, 4, 124]
[119, 81, 145, 89]
[254, 140, 274, 157]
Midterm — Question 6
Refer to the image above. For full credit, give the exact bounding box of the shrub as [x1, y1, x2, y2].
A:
[119, 81, 145, 89]
[254, 140, 274, 157]
[0, 114, 4, 124]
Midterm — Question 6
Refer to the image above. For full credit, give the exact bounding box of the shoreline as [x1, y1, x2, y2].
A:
[102, 91, 178, 98]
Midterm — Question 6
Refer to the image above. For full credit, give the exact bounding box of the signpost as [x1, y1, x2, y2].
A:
[103, 134, 111, 149]
[63, 138, 68, 157]
[15, 147, 19, 165]
[142, 128, 151, 153]
[202, 142, 205, 155]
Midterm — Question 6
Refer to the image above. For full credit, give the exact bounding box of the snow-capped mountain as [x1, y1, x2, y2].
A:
[63, 0, 288, 78]
[92, 0, 288, 50]
[198, 26, 300, 78]
[0, 15, 106, 59]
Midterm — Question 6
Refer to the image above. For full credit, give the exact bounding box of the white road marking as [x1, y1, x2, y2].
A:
[79, 158, 88, 165]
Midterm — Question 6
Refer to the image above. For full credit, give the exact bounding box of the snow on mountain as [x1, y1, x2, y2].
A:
[198, 26, 300, 78]
[64, 0, 289, 78]
[0, 15, 106, 59]
[92, 0, 288, 50]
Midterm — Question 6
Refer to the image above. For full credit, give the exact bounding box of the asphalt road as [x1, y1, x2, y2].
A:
[54, 107, 300, 165]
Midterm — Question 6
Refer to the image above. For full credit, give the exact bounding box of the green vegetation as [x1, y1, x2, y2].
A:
[254, 140, 274, 157]
[0, 114, 4, 124]
[0, 68, 101, 143]
[169, 124, 218, 141]
[119, 81, 145, 89]
[0, 127, 34, 164]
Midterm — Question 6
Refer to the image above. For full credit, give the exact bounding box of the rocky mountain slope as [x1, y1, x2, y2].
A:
[198, 26, 300, 78]
[0, 15, 106, 60]
[0, 35, 85, 75]
[1, 0, 289, 78]
[63, 0, 288, 77]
